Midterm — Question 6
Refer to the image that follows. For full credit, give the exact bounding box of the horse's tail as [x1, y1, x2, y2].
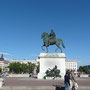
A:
[59, 39, 65, 48]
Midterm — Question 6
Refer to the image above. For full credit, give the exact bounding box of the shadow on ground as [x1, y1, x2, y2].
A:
[53, 85, 65, 90]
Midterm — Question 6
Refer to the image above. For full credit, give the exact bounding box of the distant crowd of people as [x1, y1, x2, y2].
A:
[64, 70, 78, 90]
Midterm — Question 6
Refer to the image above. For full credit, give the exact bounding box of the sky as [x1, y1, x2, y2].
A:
[0, 0, 90, 66]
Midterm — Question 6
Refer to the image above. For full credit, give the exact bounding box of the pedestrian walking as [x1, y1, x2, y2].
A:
[70, 71, 78, 90]
[64, 71, 70, 90]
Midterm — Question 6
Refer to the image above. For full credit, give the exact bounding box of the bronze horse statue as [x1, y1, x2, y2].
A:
[41, 32, 65, 53]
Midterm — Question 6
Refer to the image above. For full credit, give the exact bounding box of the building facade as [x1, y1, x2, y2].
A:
[65, 60, 77, 72]
[11, 60, 37, 64]
[0, 54, 10, 72]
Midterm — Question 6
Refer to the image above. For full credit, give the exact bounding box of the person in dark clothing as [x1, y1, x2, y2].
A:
[49, 29, 56, 39]
[64, 71, 70, 90]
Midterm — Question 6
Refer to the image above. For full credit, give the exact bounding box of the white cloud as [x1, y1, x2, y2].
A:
[0, 52, 12, 56]
[4, 58, 12, 61]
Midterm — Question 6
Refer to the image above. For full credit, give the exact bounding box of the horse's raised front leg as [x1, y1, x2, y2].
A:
[41, 45, 45, 51]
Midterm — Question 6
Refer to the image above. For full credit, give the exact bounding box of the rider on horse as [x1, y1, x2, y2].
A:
[49, 29, 56, 44]
[49, 29, 56, 39]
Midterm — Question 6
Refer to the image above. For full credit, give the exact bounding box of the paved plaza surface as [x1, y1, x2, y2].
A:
[3, 77, 90, 86]
[4, 77, 63, 86]
[1, 77, 90, 90]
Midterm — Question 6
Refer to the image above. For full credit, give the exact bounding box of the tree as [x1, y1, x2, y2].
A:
[21, 63, 28, 74]
[8, 62, 36, 74]
[78, 66, 86, 73]
[36, 62, 40, 74]
[27, 62, 35, 74]
[8, 62, 22, 74]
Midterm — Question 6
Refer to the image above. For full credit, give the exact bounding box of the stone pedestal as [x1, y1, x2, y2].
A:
[38, 53, 66, 79]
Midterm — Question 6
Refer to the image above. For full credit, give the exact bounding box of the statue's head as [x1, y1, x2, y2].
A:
[51, 29, 53, 32]
[55, 65, 57, 69]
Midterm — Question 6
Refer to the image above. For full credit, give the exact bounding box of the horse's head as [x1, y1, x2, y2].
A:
[41, 32, 49, 39]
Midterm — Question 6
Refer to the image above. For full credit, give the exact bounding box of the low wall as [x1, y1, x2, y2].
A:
[0, 86, 55, 90]
[8, 74, 29, 77]
[80, 74, 89, 77]
[1, 86, 90, 90]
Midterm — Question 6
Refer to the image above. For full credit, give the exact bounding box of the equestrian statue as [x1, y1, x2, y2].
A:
[41, 29, 65, 53]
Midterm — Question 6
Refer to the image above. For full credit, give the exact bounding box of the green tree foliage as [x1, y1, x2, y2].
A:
[27, 62, 35, 74]
[78, 66, 86, 73]
[8, 62, 22, 74]
[36, 62, 40, 74]
[78, 66, 90, 74]
[8, 62, 36, 74]
[21, 63, 28, 74]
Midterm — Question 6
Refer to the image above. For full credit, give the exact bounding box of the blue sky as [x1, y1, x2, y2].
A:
[0, 0, 90, 66]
